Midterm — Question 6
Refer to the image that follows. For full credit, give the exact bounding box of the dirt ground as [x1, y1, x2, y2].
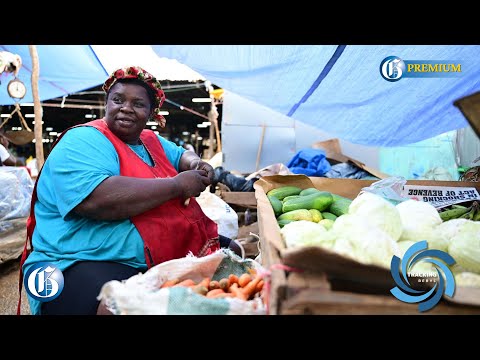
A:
[0, 259, 31, 315]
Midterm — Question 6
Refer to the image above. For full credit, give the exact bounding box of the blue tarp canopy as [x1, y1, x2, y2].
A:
[1, 45, 479, 147]
[0, 45, 107, 106]
[151, 45, 480, 146]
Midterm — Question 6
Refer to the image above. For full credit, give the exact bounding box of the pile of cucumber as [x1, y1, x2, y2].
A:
[266, 186, 352, 229]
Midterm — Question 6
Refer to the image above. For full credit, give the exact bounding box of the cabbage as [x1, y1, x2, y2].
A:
[280, 220, 333, 249]
[396, 200, 443, 243]
[448, 221, 480, 274]
[332, 214, 401, 269]
[348, 192, 403, 241]
[432, 218, 471, 252]
[455, 272, 480, 288]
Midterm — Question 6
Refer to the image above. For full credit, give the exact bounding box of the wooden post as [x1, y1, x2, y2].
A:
[29, 45, 44, 170]
[210, 102, 222, 153]
[255, 124, 266, 171]
[207, 100, 220, 159]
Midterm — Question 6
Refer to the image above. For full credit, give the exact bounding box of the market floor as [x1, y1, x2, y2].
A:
[0, 259, 30, 315]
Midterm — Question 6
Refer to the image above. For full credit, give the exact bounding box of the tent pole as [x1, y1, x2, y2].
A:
[29, 45, 44, 170]
[255, 124, 266, 171]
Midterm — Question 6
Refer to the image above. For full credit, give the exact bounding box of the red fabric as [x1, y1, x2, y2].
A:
[85, 119, 219, 267]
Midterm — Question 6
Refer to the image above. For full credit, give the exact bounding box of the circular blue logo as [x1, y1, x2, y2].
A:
[390, 241, 456, 312]
[380, 56, 406, 82]
[24, 262, 64, 302]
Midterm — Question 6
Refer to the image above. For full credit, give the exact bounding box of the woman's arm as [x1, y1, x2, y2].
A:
[74, 171, 211, 220]
[0, 140, 17, 166]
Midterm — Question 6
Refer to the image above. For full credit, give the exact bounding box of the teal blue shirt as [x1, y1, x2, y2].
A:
[23, 126, 186, 315]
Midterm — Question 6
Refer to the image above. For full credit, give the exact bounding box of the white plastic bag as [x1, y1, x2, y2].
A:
[196, 190, 239, 239]
[0, 166, 34, 221]
[98, 249, 266, 315]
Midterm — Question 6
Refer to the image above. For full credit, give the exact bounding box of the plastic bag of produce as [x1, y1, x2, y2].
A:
[98, 249, 266, 315]
[0, 166, 34, 221]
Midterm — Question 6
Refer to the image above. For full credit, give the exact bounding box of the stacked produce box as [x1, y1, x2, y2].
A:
[254, 175, 480, 315]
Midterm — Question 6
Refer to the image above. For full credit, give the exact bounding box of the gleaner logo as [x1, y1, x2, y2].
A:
[380, 56, 462, 81]
[24, 262, 64, 302]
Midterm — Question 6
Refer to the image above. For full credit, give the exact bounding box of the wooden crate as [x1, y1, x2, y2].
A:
[255, 175, 480, 315]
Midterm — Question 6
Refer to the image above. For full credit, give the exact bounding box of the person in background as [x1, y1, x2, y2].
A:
[0, 127, 19, 166]
[20, 66, 238, 316]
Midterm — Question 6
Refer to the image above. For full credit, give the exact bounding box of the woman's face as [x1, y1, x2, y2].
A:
[104, 82, 153, 144]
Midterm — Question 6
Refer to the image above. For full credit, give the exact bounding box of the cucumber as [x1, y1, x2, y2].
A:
[277, 209, 313, 222]
[277, 219, 296, 228]
[282, 195, 302, 203]
[267, 186, 303, 200]
[309, 209, 323, 223]
[321, 212, 338, 221]
[329, 198, 352, 217]
[282, 191, 334, 213]
[299, 187, 322, 196]
[267, 195, 283, 216]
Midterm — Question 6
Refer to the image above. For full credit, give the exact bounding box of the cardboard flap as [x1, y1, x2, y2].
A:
[312, 138, 390, 179]
[280, 246, 394, 291]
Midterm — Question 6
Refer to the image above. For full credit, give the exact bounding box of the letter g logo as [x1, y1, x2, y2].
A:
[24, 262, 64, 302]
[380, 56, 405, 82]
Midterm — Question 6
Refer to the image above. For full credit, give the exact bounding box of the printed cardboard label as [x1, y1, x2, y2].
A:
[402, 185, 480, 209]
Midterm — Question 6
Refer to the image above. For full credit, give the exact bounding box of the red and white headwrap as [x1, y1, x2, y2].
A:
[102, 66, 167, 128]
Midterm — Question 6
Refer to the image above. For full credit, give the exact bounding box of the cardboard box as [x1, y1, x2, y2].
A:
[254, 175, 480, 314]
[311, 138, 390, 180]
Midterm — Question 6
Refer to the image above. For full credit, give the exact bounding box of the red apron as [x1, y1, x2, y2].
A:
[18, 119, 219, 314]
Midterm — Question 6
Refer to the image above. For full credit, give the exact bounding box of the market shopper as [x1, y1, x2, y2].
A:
[0, 127, 19, 166]
[20, 66, 236, 315]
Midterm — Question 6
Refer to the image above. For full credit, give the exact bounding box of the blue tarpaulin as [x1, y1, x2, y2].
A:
[151, 45, 480, 147]
[0, 45, 107, 105]
[1, 45, 479, 148]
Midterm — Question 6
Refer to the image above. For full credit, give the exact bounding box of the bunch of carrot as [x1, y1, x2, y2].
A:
[159, 272, 264, 301]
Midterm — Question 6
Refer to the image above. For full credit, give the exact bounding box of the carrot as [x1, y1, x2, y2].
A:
[241, 276, 262, 300]
[218, 278, 230, 291]
[256, 279, 264, 293]
[206, 289, 226, 298]
[173, 279, 196, 287]
[228, 274, 239, 286]
[238, 273, 252, 288]
[208, 280, 220, 291]
[209, 292, 235, 299]
[229, 283, 247, 301]
[198, 277, 210, 289]
[192, 285, 209, 296]
[160, 279, 180, 288]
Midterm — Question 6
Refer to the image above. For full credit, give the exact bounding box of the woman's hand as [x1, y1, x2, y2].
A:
[190, 159, 214, 183]
[174, 169, 211, 200]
